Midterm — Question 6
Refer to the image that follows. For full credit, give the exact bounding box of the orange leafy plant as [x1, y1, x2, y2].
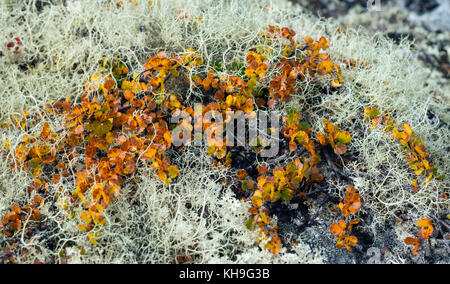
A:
[316, 119, 351, 155]
[5, 53, 197, 244]
[363, 107, 445, 185]
[281, 111, 319, 166]
[244, 157, 324, 254]
[0, 195, 44, 237]
[3, 24, 351, 256]
[404, 218, 434, 256]
[329, 186, 361, 251]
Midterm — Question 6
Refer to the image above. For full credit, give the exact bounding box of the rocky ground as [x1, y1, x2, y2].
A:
[291, 0, 449, 88]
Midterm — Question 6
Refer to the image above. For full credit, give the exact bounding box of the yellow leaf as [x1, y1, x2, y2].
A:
[226, 95, 234, 107]
[157, 171, 169, 185]
[121, 80, 132, 90]
[335, 131, 351, 144]
[259, 211, 270, 224]
[167, 165, 179, 179]
[90, 73, 100, 83]
[80, 210, 91, 223]
[403, 123, 413, 136]
[331, 78, 342, 88]
[251, 190, 263, 208]
[88, 232, 98, 245]
[4, 139, 10, 151]
[163, 131, 172, 144]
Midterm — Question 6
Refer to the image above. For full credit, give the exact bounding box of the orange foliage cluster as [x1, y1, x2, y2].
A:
[239, 156, 325, 253]
[239, 113, 352, 253]
[329, 186, 361, 251]
[364, 108, 446, 256]
[404, 218, 434, 256]
[184, 30, 348, 252]
[316, 118, 352, 155]
[0, 195, 44, 237]
[2, 25, 351, 255]
[4, 51, 203, 243]
[364, 107, 445, 187]
[262, 26, 343, 103]
[281, 112, 319, 165]
[187, 29, 343, 166]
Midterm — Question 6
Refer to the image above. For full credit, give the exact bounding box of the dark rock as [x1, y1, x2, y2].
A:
[404, 0, 439, 15]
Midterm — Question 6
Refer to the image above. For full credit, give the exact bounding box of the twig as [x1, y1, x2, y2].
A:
[436, 220, 450, 254]
[438, 219, 450, 230]
[307, 194, 331, 226]
[133, 67, 154, 82]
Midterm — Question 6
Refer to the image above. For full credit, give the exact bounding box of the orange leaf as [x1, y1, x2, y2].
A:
[214, 90, 224, 101]
[33, 195, 44, 208]
[289, 140, 297, 152]
[30, 209, 40, 220]
[346, 235, 358, 246]
[404, 237, 420, 246]
[417, 218, 432, 228]
[316, 133, 327, 146]
[9, 219, 21, 231]
[141, 147, 157, 160]
[39, 122, 51, 139]
[107, 148, 121, 159]
[257, 165, 268, 175]
[123, 160, 136, 175]
[330, 222, 344, 236]
[202, 78, 212, 91]
[124, 90, 134, 101]
[117, 135, 127, 145]
[103, 77, 115, 90]
[236, 169, 248, 180]
[304, 36, 313, 45]
[12, 205, 21, 215]
[52, 174, 60, 184]
[77, 224, 92, 232]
